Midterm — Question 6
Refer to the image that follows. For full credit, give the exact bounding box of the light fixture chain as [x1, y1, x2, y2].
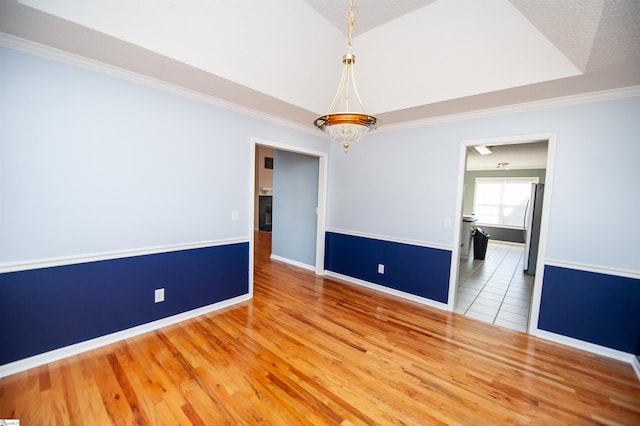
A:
[347, 0, 356, 54]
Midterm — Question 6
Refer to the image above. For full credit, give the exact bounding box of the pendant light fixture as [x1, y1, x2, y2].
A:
[313, 0, 378, 153]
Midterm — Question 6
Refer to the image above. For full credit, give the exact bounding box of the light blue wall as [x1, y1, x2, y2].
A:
[0, 46, 328, 264]
[272, 150, 319, 267]
[328, 96, 640, 272]
[2, 42, 640, 360]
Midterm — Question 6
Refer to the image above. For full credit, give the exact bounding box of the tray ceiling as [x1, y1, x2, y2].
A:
[1, 0, 639, 131]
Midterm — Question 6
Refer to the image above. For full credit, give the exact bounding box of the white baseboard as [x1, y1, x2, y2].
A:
[270, 254, 315, 271]
[534, 329, 637, 366]
[324, 270, 449, 311]
[632, 356, 640, 382]
[0, 293, 251, 378]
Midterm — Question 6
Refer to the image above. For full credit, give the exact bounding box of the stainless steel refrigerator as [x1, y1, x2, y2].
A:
[524, 183, 544, 275]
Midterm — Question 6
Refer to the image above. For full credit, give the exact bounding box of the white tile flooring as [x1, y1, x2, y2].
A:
[455, 241, 534, 332]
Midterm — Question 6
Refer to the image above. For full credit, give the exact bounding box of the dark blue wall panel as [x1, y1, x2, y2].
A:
[325, 232, 450, 303]
[538, 265, 640, 353]
[0, 242, 249, 365]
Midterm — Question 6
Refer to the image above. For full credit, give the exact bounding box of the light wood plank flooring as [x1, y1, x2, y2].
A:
[1, 231, 639, 424]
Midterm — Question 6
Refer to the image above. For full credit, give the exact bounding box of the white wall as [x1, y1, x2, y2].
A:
[328, 95, 640, 272]
[0, 46, 328, 264]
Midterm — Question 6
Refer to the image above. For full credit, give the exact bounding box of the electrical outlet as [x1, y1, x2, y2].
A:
[444, 217, 452, 228]
[378, 264, 385, 274]
[154, 288, 165, 303]
[231, 210, 239, 221]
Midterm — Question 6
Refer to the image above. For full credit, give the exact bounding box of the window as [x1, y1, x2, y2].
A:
[473, 177, 539, 228]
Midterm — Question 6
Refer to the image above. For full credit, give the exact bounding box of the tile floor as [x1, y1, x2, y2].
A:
[455, 240, 534, 332]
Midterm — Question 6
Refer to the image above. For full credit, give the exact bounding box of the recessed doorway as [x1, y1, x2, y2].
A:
[249, 138, 328, 295]
[449, 134, 556, 334]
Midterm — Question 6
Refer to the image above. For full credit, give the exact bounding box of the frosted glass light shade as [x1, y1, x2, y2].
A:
[314, 112, 378, 153]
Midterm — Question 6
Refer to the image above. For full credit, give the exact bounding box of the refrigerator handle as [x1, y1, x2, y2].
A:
[523, 199, 529, 240]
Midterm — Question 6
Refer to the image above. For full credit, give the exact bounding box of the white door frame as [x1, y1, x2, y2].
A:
[447, 132, 557, 334]
[249, 137, 328, 293]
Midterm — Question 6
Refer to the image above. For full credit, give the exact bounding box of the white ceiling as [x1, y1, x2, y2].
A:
[304, 0, 438, 36]
[1, 0, 639, 132]
[466, 141, 548, 171]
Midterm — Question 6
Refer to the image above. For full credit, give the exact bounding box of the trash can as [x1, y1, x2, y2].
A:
[473, 228, 490, 260]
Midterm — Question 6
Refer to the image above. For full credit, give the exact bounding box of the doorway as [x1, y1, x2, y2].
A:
[448, 133, 556, 334]
[270, 150, 319, 269]
[249, 138, 328, 294]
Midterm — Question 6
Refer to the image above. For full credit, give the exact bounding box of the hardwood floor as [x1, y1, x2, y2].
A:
[1, 231, 639, 424]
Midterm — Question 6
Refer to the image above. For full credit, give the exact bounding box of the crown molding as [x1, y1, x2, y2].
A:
[0, 32, 318, 136]
[3, 32, 638, 137]
[377, 85, 640, 133]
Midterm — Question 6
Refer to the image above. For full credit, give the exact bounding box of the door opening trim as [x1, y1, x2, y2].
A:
[448, 132, 557, 335]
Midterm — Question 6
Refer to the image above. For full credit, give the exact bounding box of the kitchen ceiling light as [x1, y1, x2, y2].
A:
[473, 145, 493, 155]
[313, 0, 378, 153]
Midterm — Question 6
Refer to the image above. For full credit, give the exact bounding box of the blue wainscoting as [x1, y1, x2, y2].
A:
[325, 232, 451, 303]
[0, 242, 249, 365]
[538, 265, 640, 354]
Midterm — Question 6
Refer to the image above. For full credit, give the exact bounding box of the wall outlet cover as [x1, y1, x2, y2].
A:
[154, 288, 165, 303]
